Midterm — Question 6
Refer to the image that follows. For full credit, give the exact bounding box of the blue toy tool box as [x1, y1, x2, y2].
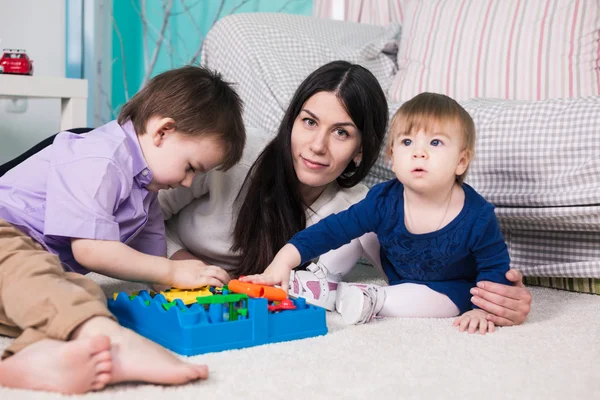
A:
[108, 290, 327, 355]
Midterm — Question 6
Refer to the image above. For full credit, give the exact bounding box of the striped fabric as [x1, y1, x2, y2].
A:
[389, 0, 600, 102]
[313, 0, 404, 25]
[313, 0, 335, 20]
[524, 277, 600, 294]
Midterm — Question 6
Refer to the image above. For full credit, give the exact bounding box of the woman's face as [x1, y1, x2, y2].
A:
[291, 91, 362, 202]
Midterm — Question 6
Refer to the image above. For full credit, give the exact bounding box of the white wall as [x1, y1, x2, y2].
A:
[330, 0, 345, 20]
[0, 0, 66, 164]
[84, 0, 112, 127]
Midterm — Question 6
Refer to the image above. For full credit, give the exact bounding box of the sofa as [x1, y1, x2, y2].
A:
[3, 6, 599, 400]
[202, 5, 600, 295]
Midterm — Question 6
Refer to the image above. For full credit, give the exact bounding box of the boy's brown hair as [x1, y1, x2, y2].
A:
[388, 92, 476, 184]
[118, 65, 245, 170]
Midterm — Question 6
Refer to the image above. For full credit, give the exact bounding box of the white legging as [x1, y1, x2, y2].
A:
[318, 233, 460, 318]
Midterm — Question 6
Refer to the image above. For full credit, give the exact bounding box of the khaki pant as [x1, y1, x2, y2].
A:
[0, 219, 114, 359]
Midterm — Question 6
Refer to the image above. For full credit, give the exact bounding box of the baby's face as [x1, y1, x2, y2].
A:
[389, 120, 469, 193]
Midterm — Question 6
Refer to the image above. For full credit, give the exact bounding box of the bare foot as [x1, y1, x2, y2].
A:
[74, 317, 208, 385]
[0, 335, 112, 394]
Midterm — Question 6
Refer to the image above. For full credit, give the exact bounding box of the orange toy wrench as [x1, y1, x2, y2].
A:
[228, 279, 287, 301]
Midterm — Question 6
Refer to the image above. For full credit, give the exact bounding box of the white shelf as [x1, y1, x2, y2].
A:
[0, 74, 89, 130]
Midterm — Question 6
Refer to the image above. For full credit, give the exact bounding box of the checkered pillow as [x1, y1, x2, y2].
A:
[202, 13, 400, 136]
[463, 97, 600, 208]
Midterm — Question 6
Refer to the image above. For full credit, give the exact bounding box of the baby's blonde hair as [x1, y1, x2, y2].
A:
[387, 92, 476, 184]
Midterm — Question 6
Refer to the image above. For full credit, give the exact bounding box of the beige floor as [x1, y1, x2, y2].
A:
[1, 267, 599, 400]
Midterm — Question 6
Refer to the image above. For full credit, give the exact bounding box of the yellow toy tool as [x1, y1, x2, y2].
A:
[160, 287, 213, 305]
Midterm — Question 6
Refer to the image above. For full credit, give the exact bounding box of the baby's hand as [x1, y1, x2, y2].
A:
[453, 309, 495, 334]
[239, 261, 291, 290]
[239, 243, 301, 290]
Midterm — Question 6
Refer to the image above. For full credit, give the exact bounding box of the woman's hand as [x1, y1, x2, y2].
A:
[471, 269, 532, 326]
[239, 244, 301, 290]
[453, 309, 495, 334]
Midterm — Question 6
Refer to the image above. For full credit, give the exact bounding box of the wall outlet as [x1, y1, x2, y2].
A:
[5, 98, 28, 113]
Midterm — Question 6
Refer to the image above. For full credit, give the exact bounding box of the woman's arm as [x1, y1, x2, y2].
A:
[158, 173, 208, 220]
[164, 217, 188, 258]
[469, 205, 532, 326]
[170, 249, 201, 261]
[470, 269, 532, 326]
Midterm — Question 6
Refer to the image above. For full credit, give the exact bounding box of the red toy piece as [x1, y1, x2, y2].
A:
[267, 299, 297, 312]
[0, 49, 34, 75]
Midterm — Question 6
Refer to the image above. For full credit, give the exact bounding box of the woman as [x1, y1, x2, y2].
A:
[159, 61, 531, 326]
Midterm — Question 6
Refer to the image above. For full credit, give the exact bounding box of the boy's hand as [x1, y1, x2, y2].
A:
[239, 244, 301, 290]
[168, 260, 231, 288]
[453, 309, 495, 334]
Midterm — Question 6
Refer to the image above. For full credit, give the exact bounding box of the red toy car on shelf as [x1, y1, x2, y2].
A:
[0, 49, 33, 75]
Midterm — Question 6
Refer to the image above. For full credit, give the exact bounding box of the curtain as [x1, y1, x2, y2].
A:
[313, 0, 404, 25]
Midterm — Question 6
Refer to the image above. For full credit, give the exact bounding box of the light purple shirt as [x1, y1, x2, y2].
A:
[0, 120, 166, 274]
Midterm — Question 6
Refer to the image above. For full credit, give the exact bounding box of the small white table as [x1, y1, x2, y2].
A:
[0, 74, 88, 130]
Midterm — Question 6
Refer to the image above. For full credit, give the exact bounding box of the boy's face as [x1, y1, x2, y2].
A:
[140, 117, 225, 192]
[390, 119, 469, 193]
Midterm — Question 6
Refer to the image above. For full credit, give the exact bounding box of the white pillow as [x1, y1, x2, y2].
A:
[389, 0, 600, 102]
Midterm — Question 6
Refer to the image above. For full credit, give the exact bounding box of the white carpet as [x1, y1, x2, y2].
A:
[1, 266, 599, 400]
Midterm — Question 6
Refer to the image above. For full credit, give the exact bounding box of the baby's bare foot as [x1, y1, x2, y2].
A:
[75, 317, 208, 385]
[0, 335, 112, 394]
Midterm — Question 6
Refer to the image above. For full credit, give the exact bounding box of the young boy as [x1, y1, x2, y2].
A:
[0, 65, 245, 393]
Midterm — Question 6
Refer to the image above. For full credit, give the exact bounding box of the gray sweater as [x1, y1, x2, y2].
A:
[158, 128, 370, 272]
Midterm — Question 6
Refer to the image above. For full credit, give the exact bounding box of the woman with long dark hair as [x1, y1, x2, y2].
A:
[159, 61, 531, 325]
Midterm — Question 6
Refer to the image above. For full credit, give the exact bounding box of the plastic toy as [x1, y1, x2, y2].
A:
[0, 49, 33, 75]
[108, 288, 327, 356]
[160, 287, 213, 305]
[267, 298, 296, 312]
[228, 279, 288, 301]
